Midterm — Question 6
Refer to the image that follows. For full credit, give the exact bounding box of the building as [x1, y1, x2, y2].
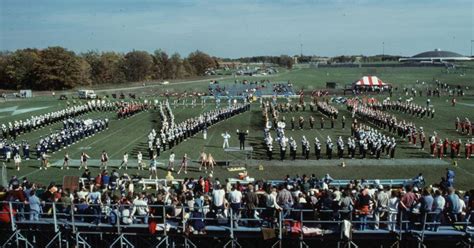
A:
[399, 49, 471, 63]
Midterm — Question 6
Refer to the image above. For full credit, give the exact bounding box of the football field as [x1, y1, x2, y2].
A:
[1, 66, 473, 189]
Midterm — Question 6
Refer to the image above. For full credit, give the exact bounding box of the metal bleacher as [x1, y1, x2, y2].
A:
[267, 178, 412, 188]
[1, 201, 472, 248]
[208, 82, 295, 98]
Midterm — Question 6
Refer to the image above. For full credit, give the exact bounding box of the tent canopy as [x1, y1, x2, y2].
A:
[353, 76, 389, 87]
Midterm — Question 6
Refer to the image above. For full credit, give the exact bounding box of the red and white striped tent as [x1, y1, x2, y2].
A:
[353, 76, 390, 88]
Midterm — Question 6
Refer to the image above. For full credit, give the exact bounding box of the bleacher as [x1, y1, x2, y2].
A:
[208, 82, 295, 98]
[268, 178, 412, 188]
[1, 202, 472, 248]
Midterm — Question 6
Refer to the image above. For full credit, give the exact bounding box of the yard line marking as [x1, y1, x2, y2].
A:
[62, 112, 148, 158]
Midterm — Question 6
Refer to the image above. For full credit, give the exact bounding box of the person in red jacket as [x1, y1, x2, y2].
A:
[438, 141, 444, 159]
[412, 130, 417, 146]
[419, 129, 426, 150]
[450, 140, 457, 159]
[456, 139, 462, 157]
[465, 141, 471, 160]
[443, 138, 449, 157]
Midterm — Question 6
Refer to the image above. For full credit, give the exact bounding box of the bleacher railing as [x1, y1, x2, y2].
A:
[0, 201, 472, 247]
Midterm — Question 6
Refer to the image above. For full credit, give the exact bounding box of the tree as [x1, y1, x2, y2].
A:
[3, 49, 40, 89]
[168, 53, 185, 79]
[82, 51, 126, 85]
[34, 46, 91, 90]
[152, 49, 169, 80]
[123, 50, 153, 82]
[0, 52, 12, 89]
[182, 58, 196, 77]
[278, 55, 294, 69]
[187, 50, 216, 76]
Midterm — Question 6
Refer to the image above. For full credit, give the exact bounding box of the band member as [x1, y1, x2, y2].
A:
[267, 144, 273, 160]
[177, 153, 189, 175]
[456, 139, 462, 157]
[79, 152, 89, 170]
[299, 116, 304, 129]
[168, 152, 175, 171]
[100, 150, 109, 170]
[309, 116, 315, 129]
[419, 129, 426, 150]
[289, 137, 297, 160]
[199, 151, 207, 171]
[207, 153, 216, 173]
[40, 152, 49, 170]
[443, 138, 449, 157]
[137, 151, 144, 170]
[280, 136, 288, 161]
[337, 136, 344, 159]
[389, 138, 396, 159]
[237, 129, 248, 150]
[14, 153, 21, 171]
[149, 155, 158, 179]
[302, 136, 310, 159]
[222, 132, 231, 149]
[62, 152, 70, 170]
[465, 140, 471, 160]
[314, 138, 321, 160]
[455, 117, 460, 132]
[342, 116, 346, 129]
[326, 136, 333, 160]
[119, 152, 129, 170]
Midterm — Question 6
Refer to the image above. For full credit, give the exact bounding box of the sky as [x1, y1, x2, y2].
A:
[0, 0, 473, 58]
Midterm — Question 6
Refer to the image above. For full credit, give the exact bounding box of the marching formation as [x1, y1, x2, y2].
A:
[146, 102, 251, 173]
[455, 117, 473, 135]
[1, 101, 113, 140]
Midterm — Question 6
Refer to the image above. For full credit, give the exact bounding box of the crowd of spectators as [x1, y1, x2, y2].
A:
[0, 170, 472, 234]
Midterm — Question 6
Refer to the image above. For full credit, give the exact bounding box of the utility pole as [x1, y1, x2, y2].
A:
[471, 40, 474, 57]
[382, 41, 385, 61]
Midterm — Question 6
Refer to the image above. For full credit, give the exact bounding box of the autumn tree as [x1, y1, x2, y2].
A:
[123, 50, 153, 82]
[34, 46, 91, 90]
[3, 49, 40, 89]
[187, 50, 216, 76]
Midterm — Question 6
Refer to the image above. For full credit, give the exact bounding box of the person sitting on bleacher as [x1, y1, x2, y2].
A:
[131, 192, 149, 224]
[120, 196, 133, 225]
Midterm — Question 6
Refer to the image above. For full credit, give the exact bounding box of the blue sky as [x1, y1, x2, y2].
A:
[0, 0, 472, 58]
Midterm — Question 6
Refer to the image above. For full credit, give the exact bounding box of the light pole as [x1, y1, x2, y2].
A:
[471, 40, 474, 57]
[382, 41, 385, 61]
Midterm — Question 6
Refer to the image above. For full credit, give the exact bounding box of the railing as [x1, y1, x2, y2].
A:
[0, 201, 472, 248]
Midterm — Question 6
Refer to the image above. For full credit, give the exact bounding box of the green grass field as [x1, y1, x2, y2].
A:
[1, 66, 473, 189]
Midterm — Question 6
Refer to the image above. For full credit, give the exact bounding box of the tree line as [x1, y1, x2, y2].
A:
[0, 47, 217, 90]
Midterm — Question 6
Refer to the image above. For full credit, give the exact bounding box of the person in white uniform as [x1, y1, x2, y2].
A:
[222, 131, 231, 149]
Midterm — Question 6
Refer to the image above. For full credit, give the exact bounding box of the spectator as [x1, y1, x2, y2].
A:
[356, 188, 372, 230]
[211, 184, 225, 212]
[228, 185, 242, 220]
[244, 184, 259, 223]
[276, 184, 293, 218]
[374, 185, 389, 230]
[388, 190, 400, 232]
[419, 187, 434, 230]
[400, 185, 417, 230]
[446, 187, 461, 223]
[131, 192, 149, 224]
[28, 190, 41, 221]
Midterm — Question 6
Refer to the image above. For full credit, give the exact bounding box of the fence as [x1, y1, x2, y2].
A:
[0, 201, 472, 248]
